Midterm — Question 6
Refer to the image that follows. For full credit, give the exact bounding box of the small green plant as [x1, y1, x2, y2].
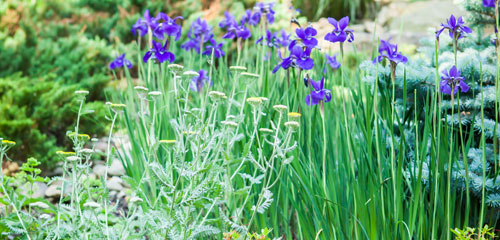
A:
[451, 225, 496, 240]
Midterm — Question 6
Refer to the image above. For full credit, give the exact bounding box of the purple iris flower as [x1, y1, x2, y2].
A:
[436, 15, 472, 40]
[154, 13, 183, 41]
[131, 9, 159, 37]
[325, 54, 341, 69]
[304, 76, 332, 106]
[182, 18, 214, 53]
[325, 16, 354, 43]
[143, 40, 175, 63]
[295, 26, 318, 49]
[131, 18, 148, 37]
[276, 29, 292, 48]
[483, 0, 497, 7]
[240, 9, 259, 26]
[190, 70, 211, 92]
[219, 11, 238, 29]
[256, 30, 277, 47]
[272, 43, 314, 73]
[373, 39, 408, 66]
[181, 38, 201, 53]
[254, 2, 275, 24]
[202, 38, 225, 58]
[440, 65, 469, 95]
[188, 18, 214, 41]
[222, 23, 252, 40]
[109, 54, 132, 70]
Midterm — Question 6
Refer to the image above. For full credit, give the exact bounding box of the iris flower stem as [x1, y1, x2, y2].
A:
[479, 61, 487, 231]
[446, 93, 455, 240]
[373, 57, 387, 224]
[457, 92, 470, 226]
[431, 40, 441, 239]
[199, 35, 204, 70]
[237, 37, 242, 66]
[321, 104, 327, 199]
[390, 64, 398, 229]
[339, 42, 358, 237]
[453, 35, 470, 226]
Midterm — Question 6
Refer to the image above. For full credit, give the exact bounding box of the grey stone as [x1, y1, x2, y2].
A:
[22, 182, 47, 199]
[93, 164, 106, 177]
[108, 159, 125, 176]
[45, 182, 62, 198]
[106, 177, 123, 191]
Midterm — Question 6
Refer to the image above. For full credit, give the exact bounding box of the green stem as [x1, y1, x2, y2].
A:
[103, 112, 118, 240]
[446, 93, 455, 240]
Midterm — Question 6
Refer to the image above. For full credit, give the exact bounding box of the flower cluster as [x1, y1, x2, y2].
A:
[241, 2, 275, 26]
[304, 76, 331, 106]
[440, 65, 469, 95]
[325, 54, 341, 70]
[273, 42, 314, 73]
[220, 12, 251, 41]
[109, 54, 132, 70]
[182, 18, 225, 58]
[324, 16, 354, 43]
[256, 30, 277, 47]
[373, 39, 408, 66]
[190, 70, 211, 92]
[436, 15, 472, 41]
[483, 0, 497, 8]
[131, 10, 181, 63]
[272, 26, 318, 73]
[144, 40, 175, 63]
[131, 10, 183, 41]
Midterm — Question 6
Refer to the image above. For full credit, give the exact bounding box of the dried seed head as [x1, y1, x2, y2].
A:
[273, 104, 288, 113]
[285, 121, 300, 131]
[111, 103, 127, 112]
[74, 90, 89, 96]
[159, 139, 176, 145]
[81, 148, 94, 154]
[66, 156, 81, 162]
[39, 214, 52, 220]
[246, 97, 264, 107]
[229, 66, 247, 72]
[259, 128, 274, 134]
[29, 202, 49, 209]
[83, 201, 101, 208]
[168, 64, 184, 74]
[288, 112, 301, 121]
[221, 120, 238, 128]
[148, 91, 162, 97]
[183, 70, 199, 78]
[134, 86, 149, 92]
[241, 72, 260, 79]
[209, 91, 227, 101]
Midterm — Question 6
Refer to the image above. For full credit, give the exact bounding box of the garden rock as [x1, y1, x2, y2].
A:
[45, 182, 62, 198]
[106, 177, 123, 191]
[108, 159, 125, 176]
[21, 182, 48, 199]
[7, 162, 19, 172]
[93, 164, 106, 177]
